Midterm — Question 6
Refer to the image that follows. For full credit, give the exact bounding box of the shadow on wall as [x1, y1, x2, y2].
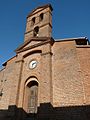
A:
[0, 103, 90, 120]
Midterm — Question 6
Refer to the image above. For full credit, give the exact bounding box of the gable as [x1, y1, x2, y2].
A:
[27, 4, 53, 18]
[15, 37, 54, 53]
[32, 8, 43, 15]
[24, 40, 41, 48]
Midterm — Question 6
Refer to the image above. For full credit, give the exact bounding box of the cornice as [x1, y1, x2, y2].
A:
[76, 45, 90, 48]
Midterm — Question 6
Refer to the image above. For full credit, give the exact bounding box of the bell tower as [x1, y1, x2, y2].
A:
[24, 4, 53, 42]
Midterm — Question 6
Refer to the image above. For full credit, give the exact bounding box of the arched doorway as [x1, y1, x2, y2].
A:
[25, 80, 38, 113]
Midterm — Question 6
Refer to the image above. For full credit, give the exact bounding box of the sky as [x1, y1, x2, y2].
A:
[0, 0, 90, 69]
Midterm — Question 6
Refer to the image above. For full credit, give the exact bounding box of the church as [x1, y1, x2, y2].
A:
[0, 4, 90, 120]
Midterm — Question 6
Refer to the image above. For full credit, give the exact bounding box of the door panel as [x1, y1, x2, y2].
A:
[28, 85, 38, 113]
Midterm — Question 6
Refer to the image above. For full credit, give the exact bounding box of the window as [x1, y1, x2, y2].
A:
[39, 13, 44, 22]
[27, 81, 38, 113]
[75, 39, 88, 45]
[33, 26, 39, 37]
[31, 17, 35, 26]
[0, 89, 3, 100]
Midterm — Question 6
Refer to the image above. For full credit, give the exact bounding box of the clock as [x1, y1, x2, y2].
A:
[29, 60, 37, 69]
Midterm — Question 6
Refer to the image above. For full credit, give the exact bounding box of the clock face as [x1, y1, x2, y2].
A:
[29, 60, 37, 69]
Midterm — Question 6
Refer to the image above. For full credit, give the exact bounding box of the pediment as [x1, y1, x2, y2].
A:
[32, 8, 43, 15]
[15, 37, 54, 53]
[27, 4, 53, 18]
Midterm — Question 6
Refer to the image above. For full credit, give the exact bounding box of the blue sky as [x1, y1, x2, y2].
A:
[0, 0, 90, 69]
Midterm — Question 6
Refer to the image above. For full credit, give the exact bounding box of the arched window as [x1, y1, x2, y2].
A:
[39, 13, 44, 22]
[33, 26, 39, 37]
[26, 80, 38, 113]
[31, 17, 35, 26]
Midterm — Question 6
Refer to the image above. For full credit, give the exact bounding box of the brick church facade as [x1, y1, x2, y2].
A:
[0, 4, 90, 120]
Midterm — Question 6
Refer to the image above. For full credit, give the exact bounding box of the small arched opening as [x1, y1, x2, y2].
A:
[33, 26, 39, 37]
[39, 13, 44, 22]
[31, 17, 35, 26]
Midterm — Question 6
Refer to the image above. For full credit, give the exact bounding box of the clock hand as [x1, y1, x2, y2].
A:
[32, 62, 36, 66]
